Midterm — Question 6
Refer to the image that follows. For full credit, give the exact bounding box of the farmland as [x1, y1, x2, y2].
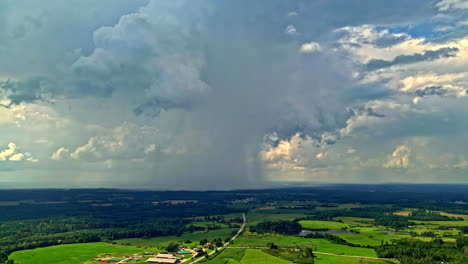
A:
[235, 231, 378, 257]
[298, 220, 348, 230]
[116, 227, 238, 248]
[241, 249, 293, 264]
[8, 243, 149, 264]
[1, 186, 467, 264]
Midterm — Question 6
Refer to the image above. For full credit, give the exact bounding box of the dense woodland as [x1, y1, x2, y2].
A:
[250, 220, 302, 235]
[376, 238, 468, 264]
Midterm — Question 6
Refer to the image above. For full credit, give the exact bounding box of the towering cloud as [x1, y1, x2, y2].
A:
[0, 0, 468, 188]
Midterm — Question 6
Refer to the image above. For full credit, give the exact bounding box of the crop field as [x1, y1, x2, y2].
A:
[206, 249, 391, 264]
[298, 220, 348, 230]
[203, 248, 246, 264]
[8, 242, 149, 264]
[246, 212, 306, 226]
[241, 249, 293, 264]
[438, 212, 468, 219]
[116, 228, 237, 248]
[335, 228, 410, 246]
[234, 232, 377, 257]
[394, 211, 412, 216]
[412, 220, 468, 227]
[335, 225, 459, 246]
[314, 254, 394, 264]
[408, 226, 461, 236]
[334, 216, 374, 226]
[203, 249, 293, 264]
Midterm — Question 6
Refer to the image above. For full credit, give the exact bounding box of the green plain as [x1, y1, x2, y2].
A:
[299, 220, 348, 230]
[116, 228, 237, 248]
[240, 249, 293, 264]
[8, 242, 148, 264]
[234, 232, 377, 257]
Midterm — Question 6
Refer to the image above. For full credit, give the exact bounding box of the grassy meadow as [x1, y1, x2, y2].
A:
[116, 227, 237, 248]
[234, 231, 377, 257]
[298, 220, 348, 230]
[314, 254, 394, 264]
[8, 242, 149, 264]
[204, 248, 392, 264]
[241, 249, 293, 264]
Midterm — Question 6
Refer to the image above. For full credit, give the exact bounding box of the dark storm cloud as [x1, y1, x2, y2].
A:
[415, 86, 447, 97]
[53, 0, 442, 187]
[0, 78, 49, 106]
[349, 106, 385, 118]
[373, 33, 409, 47]
[5, 0, 466, 188]
[133, 98, 193, 117]
[366, 47, 459, 70]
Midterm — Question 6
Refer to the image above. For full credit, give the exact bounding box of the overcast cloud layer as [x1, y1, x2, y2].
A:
[1, 0, 468, 189]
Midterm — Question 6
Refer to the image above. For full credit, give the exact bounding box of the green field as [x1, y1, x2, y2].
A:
[8, 242, 149, 264]
[234, 232, 377, 257]
[205, 248, 389, 264]
[203, 248, 246, 264]
[332, 227, 408, 246]
[116, 228, 237, 248]
[298, 220, 348, 230]
[246, 212, 306, 226]
[314, 254, 393, 264]
[412, 220, 468, 227]
[203, 249, 293, 264]
[334, 217, 375, 226]
[240, 249, 293, 264]
[335, 226, 458, 246]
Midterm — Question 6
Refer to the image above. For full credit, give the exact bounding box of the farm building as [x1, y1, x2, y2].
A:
[177, 250, 192, 255]
[146, 253, 179, 263]
[146, 257, 179, 263]
[156, 253, 176, 259]
[108, 257, 124, 263]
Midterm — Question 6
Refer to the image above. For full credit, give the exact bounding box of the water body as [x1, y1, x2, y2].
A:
[299, 229, 351, 236]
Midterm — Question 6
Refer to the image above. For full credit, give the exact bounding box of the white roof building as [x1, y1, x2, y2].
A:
[156, 253, 176, 259]
[146, 257, 179, 264]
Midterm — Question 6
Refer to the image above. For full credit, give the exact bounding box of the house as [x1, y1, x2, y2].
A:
[146, 257, 179, 264]
[193, 248, 203, 253]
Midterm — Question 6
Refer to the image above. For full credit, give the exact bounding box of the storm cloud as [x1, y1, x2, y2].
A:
[1, 0, 468, 188]
[365, 47, 459, 70]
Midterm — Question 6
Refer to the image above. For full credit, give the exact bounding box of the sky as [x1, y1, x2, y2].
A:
[1, 0, 468, 189]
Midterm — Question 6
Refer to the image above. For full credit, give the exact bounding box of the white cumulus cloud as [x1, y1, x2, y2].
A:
[299, 42, 321, 53]
[384, 145, 411, 168]
[0, 142, 38, 162]
[53, 122, 158, 162]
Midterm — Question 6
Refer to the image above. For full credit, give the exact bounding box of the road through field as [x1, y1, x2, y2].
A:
[228, 247, 398, 263]
[189, 213, 397, 264]
[188, 212, 246, 264]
